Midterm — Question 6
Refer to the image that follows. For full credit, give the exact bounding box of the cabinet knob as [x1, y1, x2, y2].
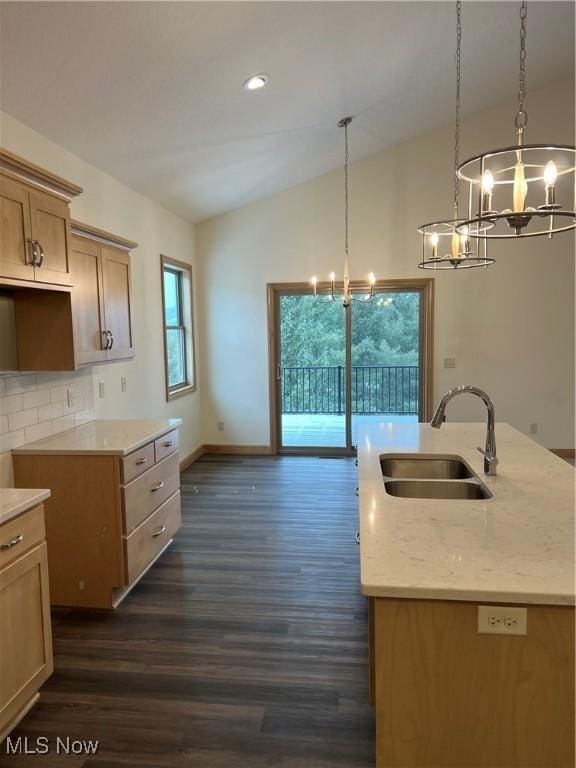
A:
[152, 525, 166, 538]
[136, 457, 148, 466]
[1, 533, 24, 550]
[163, 441, 174, 448]
[151, 481, 164, 492]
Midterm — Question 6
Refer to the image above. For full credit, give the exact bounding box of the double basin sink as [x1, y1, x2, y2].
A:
[380, 454, 492, 500]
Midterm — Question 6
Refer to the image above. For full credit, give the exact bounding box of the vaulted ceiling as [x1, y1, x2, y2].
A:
[1, 1, 573, 222]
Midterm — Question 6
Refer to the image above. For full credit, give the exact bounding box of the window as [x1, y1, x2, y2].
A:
[161, 255, 196, 400]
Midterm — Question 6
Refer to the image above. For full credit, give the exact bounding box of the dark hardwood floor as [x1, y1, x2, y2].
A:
[1, 455, 374, 767]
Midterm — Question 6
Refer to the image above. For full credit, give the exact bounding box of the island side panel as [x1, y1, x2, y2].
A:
[374, 596, 575, 768]
[13, 454, 124, 608]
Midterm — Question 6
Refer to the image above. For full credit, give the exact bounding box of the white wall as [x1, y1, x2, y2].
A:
[196, 80, 575, 450]
[0, 111, 201, 485]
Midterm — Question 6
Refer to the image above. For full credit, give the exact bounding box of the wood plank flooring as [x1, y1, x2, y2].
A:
[1, 455, 374, 767]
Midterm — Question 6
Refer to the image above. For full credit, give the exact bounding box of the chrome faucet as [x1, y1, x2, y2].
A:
[430, 385, 498, 476]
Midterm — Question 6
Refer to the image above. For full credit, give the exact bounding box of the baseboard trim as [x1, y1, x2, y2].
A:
[203, 444, 273, 456]
[180, 445, 206, 471]
[550, 448, 576, 460]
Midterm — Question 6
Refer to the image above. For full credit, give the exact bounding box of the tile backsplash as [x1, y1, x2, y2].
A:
[0, 369, 95, 453]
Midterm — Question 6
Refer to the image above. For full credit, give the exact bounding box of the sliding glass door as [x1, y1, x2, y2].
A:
[269, 280, 432, 453]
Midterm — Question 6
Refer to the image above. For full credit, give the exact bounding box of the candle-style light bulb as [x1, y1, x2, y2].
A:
[513, 161, 528, 212]
[329, 271, 336, 283]
[368, 272, 376, 286]
[544, 160, 558, 188]
[459, 224, 469, 254]
[543, 160, 558, 207]
[451, 227, 460, 259]
[311, 275, 318, 295]
[482, 170, 495, 212]
[430, 232, 439, 259]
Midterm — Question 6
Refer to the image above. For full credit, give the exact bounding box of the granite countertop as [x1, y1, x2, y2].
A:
[12, 419, 182, 457]
[358, 422, 575, 606]
[0, 488, 51, 525]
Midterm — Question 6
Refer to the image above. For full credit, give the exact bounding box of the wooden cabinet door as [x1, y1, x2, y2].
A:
[70, 235, 107, 364]
[0, 543, 53, 736]
[101, 246, 134, 360]
[0, 176, 34, 281]
[29, 189, 72, 286]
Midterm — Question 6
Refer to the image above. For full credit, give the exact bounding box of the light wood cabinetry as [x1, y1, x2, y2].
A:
[0, 504, 53, 742]
[371, 596, 575, 767]
[70, 222, 136, 365]
[0, 149, 81, 288]
[13, 428, 181, 610]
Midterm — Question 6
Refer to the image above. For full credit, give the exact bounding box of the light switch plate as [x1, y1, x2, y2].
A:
[478, 605, 527, 635]
[443, 357, 456, 369]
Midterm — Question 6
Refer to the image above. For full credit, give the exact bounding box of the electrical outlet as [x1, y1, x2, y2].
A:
[121, 376, 127, 392]
[98, 381, 105, 399]
[444, 357, 456, 369]
[529, 422, 538, 434]
[478, 605, 527, 635]
[66, 388, 74, 408]
[217, 421, 225, 432]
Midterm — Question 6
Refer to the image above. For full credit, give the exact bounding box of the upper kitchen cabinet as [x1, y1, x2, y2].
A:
[0, 149, 82, 289]
[70, 222, 137, 365]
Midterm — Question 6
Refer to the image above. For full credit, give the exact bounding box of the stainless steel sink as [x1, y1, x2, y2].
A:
[384, 479, 492, 500]
[380, 454, 473, 480]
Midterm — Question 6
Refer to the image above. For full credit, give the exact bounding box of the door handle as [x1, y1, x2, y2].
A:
[108, 331, 114, 349]
[275, 364, 281, 381]
[152, 525, 166, 538]
[151, 481, 164, 492]
[35, 241, 44, 267]
[102, 331, 109, 350]
[136, 457, 148, 466]
[26, 240, 38, 266]
[1, 533, 24, 550]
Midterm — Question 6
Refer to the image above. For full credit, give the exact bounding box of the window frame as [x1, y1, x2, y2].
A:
[160, 254, 197, 401]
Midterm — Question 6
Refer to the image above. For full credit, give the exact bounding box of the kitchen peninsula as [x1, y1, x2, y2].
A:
[358, 422, 575, 768]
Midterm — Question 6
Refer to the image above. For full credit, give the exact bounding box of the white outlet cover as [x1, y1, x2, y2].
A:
[478, 605, 527, 635]
[443, 357, 456, 369]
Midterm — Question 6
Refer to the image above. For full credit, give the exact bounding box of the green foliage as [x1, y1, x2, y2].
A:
[280, 292, 420, 367]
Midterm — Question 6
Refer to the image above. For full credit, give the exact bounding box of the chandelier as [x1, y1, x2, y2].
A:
[456, 0, 575, 240]
[417, 1, 494, 270]
[311, 116, 376, 306]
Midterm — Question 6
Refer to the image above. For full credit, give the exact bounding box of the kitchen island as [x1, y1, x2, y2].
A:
[358, 422, 574, 768]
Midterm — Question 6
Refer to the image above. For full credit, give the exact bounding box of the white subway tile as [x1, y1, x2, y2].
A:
[0, 429, 25, 452]
[74, 409, 95, 427]
[0, 415, 7, 434]
[23, 388, 51, 409]
[51, 414, 76, 434]
[63, 397, 84, 416]
[8, 408, 38, 431]
[24, 421, 54, 444]
[0, 394, 23, 415]
[36, 372, 68, 389]
[50, 385, 66, 403]
[38, 402, 64, 421]
[5, 374, 37, 394]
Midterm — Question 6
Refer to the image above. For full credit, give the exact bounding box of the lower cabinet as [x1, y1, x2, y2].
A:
[13, 430, 182, 609]
[0, 505, 53, 741]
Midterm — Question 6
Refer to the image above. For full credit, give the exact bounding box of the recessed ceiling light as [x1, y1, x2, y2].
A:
[243, 73, 268, 91]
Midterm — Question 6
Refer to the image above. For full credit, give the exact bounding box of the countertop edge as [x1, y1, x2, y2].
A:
[360, 582, 576, 607]
[0, 489, 51, 526]
[12, 420, 183, 457]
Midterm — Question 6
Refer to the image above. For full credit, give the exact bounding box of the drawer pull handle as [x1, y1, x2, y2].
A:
[151, 481, 164, 492]
[163, 441, 174, 448]
[1, 533, 24, 550]
[136, 457, 148, 465]
[152, 525, 166, 538]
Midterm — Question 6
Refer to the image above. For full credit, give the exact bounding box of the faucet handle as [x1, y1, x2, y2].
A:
[477, 446, 499, 468]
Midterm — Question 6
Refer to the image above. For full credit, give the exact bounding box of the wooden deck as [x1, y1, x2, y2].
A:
[282, 413, 418, 448]
[2, 455, 374, 767]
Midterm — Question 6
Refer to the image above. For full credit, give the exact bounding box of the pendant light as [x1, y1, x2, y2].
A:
[417, 1, 494, 270]
[311, 117, 376, 306]
[456, 1, 575, 240]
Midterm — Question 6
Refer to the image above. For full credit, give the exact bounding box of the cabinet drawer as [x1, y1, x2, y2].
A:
[124, 491, 181, 584]
[0, 504, 45, 572]
[122, 452, 180, 534]
[154, 430, 179, 463]
[121, 443, 155, 484]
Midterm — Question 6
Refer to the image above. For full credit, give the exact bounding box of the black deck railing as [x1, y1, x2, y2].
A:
[281, 365, 419, 415]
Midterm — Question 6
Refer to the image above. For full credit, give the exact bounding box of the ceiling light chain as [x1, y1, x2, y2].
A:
[310, 116, 376, 306]
[515, 0, 528, 139]
[453, 0, 462, 214]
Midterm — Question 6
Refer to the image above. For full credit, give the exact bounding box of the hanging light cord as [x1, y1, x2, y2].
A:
[453, 0, 462, 214]
[515, 0, 528, 140]
[344, 119, 349, 259]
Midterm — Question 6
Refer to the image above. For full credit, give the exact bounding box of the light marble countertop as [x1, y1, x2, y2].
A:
[358, 422, 575, 606]
[0, 488, 51, 526]
[12, 419, 182, 457]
